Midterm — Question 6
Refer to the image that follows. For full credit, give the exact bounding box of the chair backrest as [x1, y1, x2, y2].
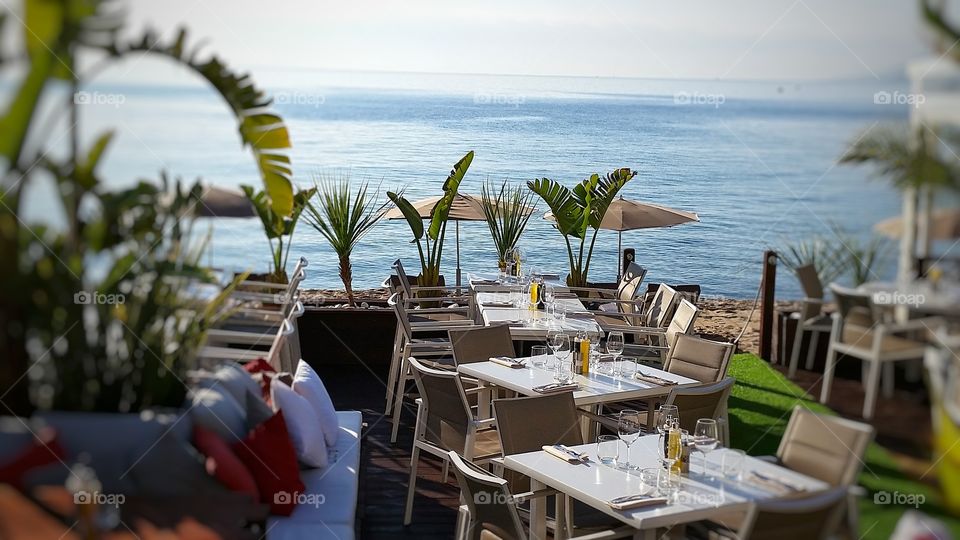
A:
[409, 357, 473, 451]
[278, 299, 305, 372]
[776, 406, 874, 487]
[829, 283, 876, 332]
[740, 486, 848, 540]
[447, 451, 527, 540]
[795, 264, 824, 300]
[644, 284, 680, 328]
[493, 392, 584, 493]
[663, 299, 699, 351]
[388, 291, 415, 340]
[266, 318, 296, 371]
[449, 326, 516, 365]
[393, 259, 414, 298]
[663, 334, 734, 383]
[664, 377, 735, 435]
[617, 262, 647, 315]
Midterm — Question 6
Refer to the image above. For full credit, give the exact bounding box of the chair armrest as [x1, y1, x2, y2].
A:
[578, 409, 620, 432]
[408, 307, 470, 314]
[879, 316, 943, 336]
[848, 485, 867, 498]
[511, 488, 558, 504]
[410, 321, 480, 332]
[473, 417, 497, 429]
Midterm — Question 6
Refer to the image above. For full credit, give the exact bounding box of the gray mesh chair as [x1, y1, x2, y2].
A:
[786, 265, 833, 378]
[449, 325, 517, 365]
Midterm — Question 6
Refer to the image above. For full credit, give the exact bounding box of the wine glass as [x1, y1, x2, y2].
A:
[656, 405, 679, 435]
[543, 283, 556, 310]
[617, 409, 642, 470]
[694, 418, 720, 478]
[553, 335, 572, 383]
[606, 331, 624, 375]
[546, 329, 564, 368]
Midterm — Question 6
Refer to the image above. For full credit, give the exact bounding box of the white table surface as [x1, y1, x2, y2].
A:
[475, 291, 601, 339]
[458, 358, 698, 406]
[859, 280, 960, 317]
[503, 437, 829, 538]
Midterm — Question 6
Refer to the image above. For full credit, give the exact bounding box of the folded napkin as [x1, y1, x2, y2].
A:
[564, 311, 594, 319]
[607, 494, 670, 511]
[542, 444, 588, 463]
[634, 372, 678, 386]
[747, 471, 805, 494]
[490, 356, 525, 369]
[481, 301, 515, 308]
[533, 382, 579, 394]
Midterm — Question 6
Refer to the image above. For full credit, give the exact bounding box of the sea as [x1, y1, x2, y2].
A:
[10, 69, 933, 299]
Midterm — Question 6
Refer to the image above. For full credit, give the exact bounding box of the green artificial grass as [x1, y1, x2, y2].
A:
[726, 353, 960, 539]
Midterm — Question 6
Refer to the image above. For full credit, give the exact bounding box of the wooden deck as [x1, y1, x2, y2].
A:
[319, 363, 459, 539]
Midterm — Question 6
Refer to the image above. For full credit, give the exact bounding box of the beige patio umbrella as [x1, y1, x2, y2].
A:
[545, 196, 700, 278]
[875, 208, 960, 241]
[384, 193, 487, 287]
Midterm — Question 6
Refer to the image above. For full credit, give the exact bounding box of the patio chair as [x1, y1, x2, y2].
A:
[404, 358, 501, 526]
[786, 265, 832, 379]
[663, 334, 735, 383]
[566, 262, 646, 310]
[394, 258, 471, 299]
[449, 325, 518, 365]
[447, 451, 635, 540]
[759, 406, 874, 536]
[663, 377, 735, 445]
[820, 284, 942, 419]
[637, 283, 701, 320]
[714, 486, 848, 540]
[612, 299, 700, 366]
[198, 299, 301, 370]
[388, 292, 480, 443]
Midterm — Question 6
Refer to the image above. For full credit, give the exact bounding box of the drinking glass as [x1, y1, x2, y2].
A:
[553, 335, 572, 383]
[617, 409, 642, 470]
[657, 466, 681, 502]
[547, 329, 564, 369]
[619, 356, 638, 379]
[656, 405, 679, 435]
[607, 331, 624, 374]
[694, 419, 720, 478]
[544, 283, 556, 308]
[721, 449, 745, 481]
[597, 435, 619, 466]
[531, 345, 548, 368]
[640, 468, 660, 494]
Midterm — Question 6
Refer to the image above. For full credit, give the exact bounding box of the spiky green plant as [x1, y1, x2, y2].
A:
[840, 124, 960, 192]
[481, 180, 537, 268]
[527, 168, 636, 287]
[776, 236, 848, 287]
[304, 177, 389, 306]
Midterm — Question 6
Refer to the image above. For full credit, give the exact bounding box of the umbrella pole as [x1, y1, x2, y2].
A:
[456, 220, 462, 289]
[617, 231, 622, 281]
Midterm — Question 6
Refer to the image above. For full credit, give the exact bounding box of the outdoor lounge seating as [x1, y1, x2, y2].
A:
[820, 284, 942, 419]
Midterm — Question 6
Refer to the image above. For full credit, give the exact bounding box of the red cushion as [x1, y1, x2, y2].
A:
[231, 411, 304, 516]
[192, 425, 258, 500]
[244, 358, 276, 374]
[0, 428, 65, 490]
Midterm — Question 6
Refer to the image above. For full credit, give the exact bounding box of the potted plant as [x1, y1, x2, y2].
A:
[243, 185, 317, 283]
[387, 151, 474, 288]
[481, 180, 537, 272]
[527, 168, 636, 287]
[303, 176, 389, 306]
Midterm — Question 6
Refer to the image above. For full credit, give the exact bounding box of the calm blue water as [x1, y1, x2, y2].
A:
[15, 72, 915, 298]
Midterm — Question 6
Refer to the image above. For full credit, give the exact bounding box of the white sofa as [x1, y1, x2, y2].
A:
[267, 411, 363, 540]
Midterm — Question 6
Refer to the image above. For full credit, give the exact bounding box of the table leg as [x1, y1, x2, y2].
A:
[530, 479, 547, 540]
[555, 492, 569, 540]
[580, 404, 598, 441]
[477, 386, 492, 420]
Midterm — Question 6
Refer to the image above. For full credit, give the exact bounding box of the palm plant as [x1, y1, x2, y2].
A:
[480, 180, 537, 269]
[304, 177, 389, 306]
[527, 168, 637, 287]
[242, 186, 317, 283]
[776, 236, 848, 286]
[387, 151, 474, 287]
[840, 124, 960, 192]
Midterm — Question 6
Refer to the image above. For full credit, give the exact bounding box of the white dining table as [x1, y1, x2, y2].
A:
[474, 290, 602, 340]
[503, 436, 829, 540]
[458, 357, 700, 435]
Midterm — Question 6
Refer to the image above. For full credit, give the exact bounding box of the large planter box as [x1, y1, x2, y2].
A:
[298, 306, 396, 378]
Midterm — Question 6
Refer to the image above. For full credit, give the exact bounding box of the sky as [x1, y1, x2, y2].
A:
[108, 0, 936, 82]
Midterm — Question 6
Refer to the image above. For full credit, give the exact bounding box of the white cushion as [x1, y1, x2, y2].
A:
[189, 388, 247, 443]
[270, 378, 328, 468]
[267, 411, 362, 537]
[292, 360, 339, 447]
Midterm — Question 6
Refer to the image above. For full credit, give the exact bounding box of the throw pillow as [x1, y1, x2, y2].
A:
[270, 378, 328, 468]
[231, 411, 305, 516]
[292, 360, 339, 447]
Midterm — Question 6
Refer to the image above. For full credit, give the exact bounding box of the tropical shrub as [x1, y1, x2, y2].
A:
[481, 180, 537, 269]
